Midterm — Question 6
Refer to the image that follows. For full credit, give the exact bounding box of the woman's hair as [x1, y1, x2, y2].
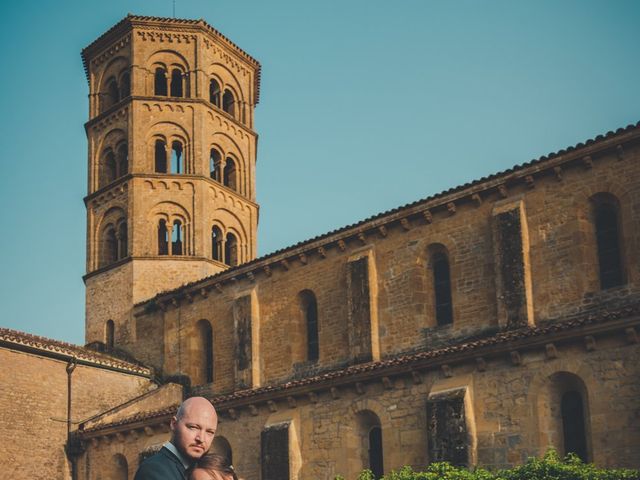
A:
[193, 453, 238, 480]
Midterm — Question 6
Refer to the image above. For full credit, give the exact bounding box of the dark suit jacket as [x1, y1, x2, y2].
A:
[134, 446, 189, 480]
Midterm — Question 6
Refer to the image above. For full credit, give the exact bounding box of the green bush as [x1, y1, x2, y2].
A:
[335, 450, 639, 480]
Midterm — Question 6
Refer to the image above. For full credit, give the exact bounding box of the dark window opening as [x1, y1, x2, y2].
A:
[209, 79, 221, 107]
[210, 149, 221, 181]
[105, 320, 115, 350]
[104, 227, 118, 265]
[212, 226, 223, 261]
[301, 290, 319, 362]
[594, 199, 624, 289]
[158, 220, 168, 255]
[562, 391, 588, 462]
[433, 251, 453, 325]
[106, 77, 119, 108]
[170, 69, 184, 97]
[369, 426, 384, 479]
[225, 232, 238, 266]
[105, 151, 117, 185]
[170, 141, 183, 174]
[172, 220, 183, 255]
[155, 140, 167, 173]
[154, 67, 168, 96]
[199, 320, 214, 383]
[117, 221, 128, 259]
[223, 157, 237, 191]
[222, 89, 235, 117]
[119, 72, 130, 99]
[117, 144, 128, 177]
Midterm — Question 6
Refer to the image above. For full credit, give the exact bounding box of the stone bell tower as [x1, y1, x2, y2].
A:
[81, 15, 260, 351]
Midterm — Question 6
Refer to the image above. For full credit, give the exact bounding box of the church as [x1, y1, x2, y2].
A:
[1, 14, 639, 480]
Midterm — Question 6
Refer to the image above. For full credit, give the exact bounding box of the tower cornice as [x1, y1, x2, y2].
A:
[81, 14, 261, 103]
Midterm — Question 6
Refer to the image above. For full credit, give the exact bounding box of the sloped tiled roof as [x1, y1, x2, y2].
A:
[206, 301, 640, 405]
[79, 404, 179, 435]
[0, 328, 152, 376]
[139, 120, 640, 308]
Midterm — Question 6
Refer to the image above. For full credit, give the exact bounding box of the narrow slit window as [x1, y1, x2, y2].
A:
[117, 221, 127, 259]
[117, 144, 128, 177]
[119, 72, 130, 99]
[210, 149, 221, 180]
[593, 197, 624, 289]
[561, 391, 588, 462]
[433, 251, 453, 325]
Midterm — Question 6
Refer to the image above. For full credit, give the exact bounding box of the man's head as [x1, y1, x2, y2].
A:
[170, 396, 218, 462]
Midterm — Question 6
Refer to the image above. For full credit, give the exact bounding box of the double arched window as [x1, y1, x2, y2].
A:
[100, 218, 127, 267]
[154, 137, 188, 174]
[100, 68, 130, 113]
[208, 76, 244, 124]
[211, 225, 241, 266]
[157, 217, 189, 256]
[99, 142, 128, 188]
[209, 147, 241, 193]
[154, 66, 187, 97]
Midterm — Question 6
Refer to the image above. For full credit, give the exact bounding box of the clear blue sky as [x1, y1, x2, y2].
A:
[1, 0, 639, 345]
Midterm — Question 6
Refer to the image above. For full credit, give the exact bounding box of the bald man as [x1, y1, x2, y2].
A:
[135, 397, 218, 480]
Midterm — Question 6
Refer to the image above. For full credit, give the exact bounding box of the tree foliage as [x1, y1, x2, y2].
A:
[335, 450, 639, 480]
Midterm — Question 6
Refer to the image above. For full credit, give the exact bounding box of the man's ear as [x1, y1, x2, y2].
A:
[170, 415, 177, 432]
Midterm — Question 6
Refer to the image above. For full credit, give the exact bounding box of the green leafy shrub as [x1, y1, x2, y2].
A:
[335, 450, 639, 480]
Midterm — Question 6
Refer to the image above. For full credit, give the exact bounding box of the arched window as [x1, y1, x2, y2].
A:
[355, 410, 384, 479]
[117, 143, 128, 178]
[197, 320, 214, 384]
[105, 151, 117, 185]
[117, 221, 128, 259]
[113, 453, 128, 480]
[154, 67, 168, 96]
[119, 71, 130, 99]
[105, 320, 115, 350]
[172, 220, 183, 255]
[222, 89, 235, 117]
[209, 79, 221, 107]
[170, 69, 184, 97]
[211, 226, 223, 261]
[592, 194, 624, 289]
[562, 391, 588, 462]
[210, 148, 221, 181]
[224, 232, 238, 266]
[103, 227, 118, 266]
[155, 139, 167, 173]
[158, 219, 168, 255]
[170, 141, 184, 174]
[300, 290, 319, 362]
[106, 77, 119, 108]
[432, 251, 453, 326]
[223, 157, 237, 191]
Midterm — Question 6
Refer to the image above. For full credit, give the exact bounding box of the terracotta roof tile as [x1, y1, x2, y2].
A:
[0, 328, 152, 376]
[79, 404, 179, 435]
[206, 302, 640, 404]
[139, 120, 640, 307]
